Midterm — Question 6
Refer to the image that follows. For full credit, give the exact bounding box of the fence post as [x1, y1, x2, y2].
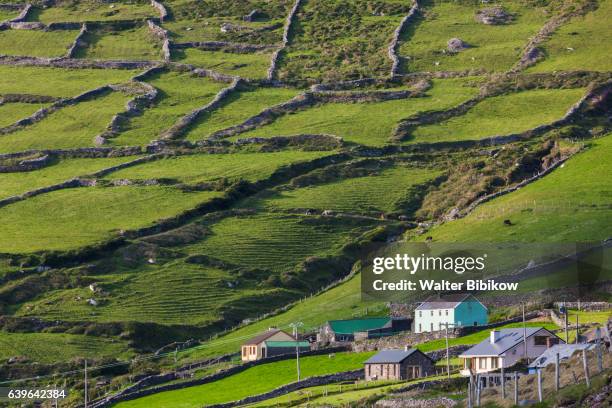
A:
[555, 352, 560, 391]
[596, 327, 603, 373]
[514, 371, 518, 406]
[467, 375, 473, 408]
[537, 369, 542, 402]
[501, 367, 505, 399]
[582, 349, 590, 387]
[476, 374, 481, 407]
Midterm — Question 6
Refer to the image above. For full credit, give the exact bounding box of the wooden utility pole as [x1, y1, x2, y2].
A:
[596, 327, 603, 372]
[501, 367, 506, 399]
[555, 352, 560, 391]
[476, 375, 481, 407]
[290, 322, 304, 382]
[537, 369, 543, 402]
[582, 349, 590, 387]
[467, 376, 473, 408]
[514, 371, 518, 405]
[522, 303, 528, 360]
[564, 302, 569, 343]
[444, 322, 451, 378]
[84, 360, 88, 408]
[576, 314, 579, 344]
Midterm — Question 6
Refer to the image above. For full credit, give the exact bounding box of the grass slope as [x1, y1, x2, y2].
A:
[0, 66, 138, 97]
[30, 1, 155, 23]
[235, 78, 480, 146]
[242, 165, 441, 215]
[409, 88, 585, 143]
[104, 151, 331, 184]
[0, 157, 134, 200]
[184, 87, 301, 141]
[0, 29, 79, 58]
[398, 0, 549, 73]
[528, 0, 612, 72]
[0, 102, 49, 128]
[78, 26, 162, 61]
[0, 186, 221, 253]
[171, 48, 273, 79]
[111, 71, 227, 146]
[420, 133, 612, 242]
[114, 351, 375, 408]
[0, 91, 132, 153]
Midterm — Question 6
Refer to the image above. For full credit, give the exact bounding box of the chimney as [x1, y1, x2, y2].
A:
[490, 330, 501, 344]
[404, 345, 410, 352]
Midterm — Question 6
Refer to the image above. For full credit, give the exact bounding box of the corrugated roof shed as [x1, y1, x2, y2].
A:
[328, 318, 391, 334]
[529, 343, 594, 368]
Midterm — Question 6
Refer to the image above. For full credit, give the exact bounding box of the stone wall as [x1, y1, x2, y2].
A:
[0, 55, 156, 70]
[65, 23, 88, 58]
[150, 0, 168, 22]
[8, 3, 31, 23]
[388, 0, 419, 77]
[146, 20, 170, 61]
[267, 0, 303, 80]
[173, 41, 276, 53]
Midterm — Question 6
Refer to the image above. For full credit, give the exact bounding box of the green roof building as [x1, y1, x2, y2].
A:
[319, 317, 411, 343]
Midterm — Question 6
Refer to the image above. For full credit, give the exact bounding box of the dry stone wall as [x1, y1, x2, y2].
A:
[388, 0, 419, 77]
[65, 23, 88, 58]
[146, 20, 170, 61]
[150, 0, 168, 22]
[173, 41, 276, 53]
[267, 0, 303, 80]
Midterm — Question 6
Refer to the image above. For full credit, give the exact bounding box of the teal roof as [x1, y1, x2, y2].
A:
[328, 318, 391, 334]
[264, 340, 310, 348]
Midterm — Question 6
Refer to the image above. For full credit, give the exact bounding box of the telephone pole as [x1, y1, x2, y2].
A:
[84, 359, 88, 408]
[289, 322, 304, 382]
[522, 303, 527, 360]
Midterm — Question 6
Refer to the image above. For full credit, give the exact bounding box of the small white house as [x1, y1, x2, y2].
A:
[459, 327, 564, 375]
[414, 294, 488, 333]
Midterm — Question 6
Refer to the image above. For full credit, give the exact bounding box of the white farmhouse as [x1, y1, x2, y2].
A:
[459, 327, 564, 375]
[414, 294, 488, 333]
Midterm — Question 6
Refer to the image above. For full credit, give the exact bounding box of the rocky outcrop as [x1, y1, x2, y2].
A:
[447, 38, 469, 52]
[267, 0, 303, 80]
[388, 0, 419, 77]
[159, 78, 243, 140]
[65, 23, 88, 58]
[475, 6, 513, 25]
[146, 19, 170, 61]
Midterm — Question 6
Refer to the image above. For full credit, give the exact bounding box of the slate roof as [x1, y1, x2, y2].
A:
[242, 329, 292, 346]
[415, 294, 485, 310]
[264, 340, 310, 348]
[365, 348, 430, 364]
[328, 318, 391, 334]
[460, 328, 552, 357]
[529, 344, 594, 369]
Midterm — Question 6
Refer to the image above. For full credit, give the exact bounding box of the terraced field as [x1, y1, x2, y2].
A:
[0, 0, 610, 405]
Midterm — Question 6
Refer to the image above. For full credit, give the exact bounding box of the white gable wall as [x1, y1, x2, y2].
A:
[414, 307, 455, 333]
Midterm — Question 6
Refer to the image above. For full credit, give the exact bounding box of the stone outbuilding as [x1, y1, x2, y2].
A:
[364, 348, 435, 381]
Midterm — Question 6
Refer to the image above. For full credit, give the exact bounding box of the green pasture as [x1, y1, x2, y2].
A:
[242, 165, 441, 215]
[172, 48, 273, 79]
[0, 330, 132, 363]
[0, 91, 132, 153]
[567, 309, 611, 325]
[0, 65, 138, 97]
[528, 0, 612, 72]
[398, 0, 549, 73]
[0, 102, 48, 128]
[185, 86, 301, 141]
[419, 134, 612, 242]
[0, 29, 79, 57]
[0, 156, 134, 200]
[78, 26, 162, 61]
[104, 151, 331, 184]
[30, 1, 155, 23]
[0, 186, 222, 253]
[163, 17, 285, 44]
[409, 88, 585, 143]
[183, 213, 378, 274]
[114, 351, 375, 408]
[0, 8, 18, 21]
[235, 78, 481, 146]
[111, 71, 227, 146]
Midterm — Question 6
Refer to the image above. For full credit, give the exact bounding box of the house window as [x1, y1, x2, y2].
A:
[491, 358, 498, 369]
[419, 311, 422, 317]
[242, 347, 246, 357]
[439, 310, 442, 316]
[534, 336, 548, 346]
[445, 310, 449, 316]
[430, 311, 434, 316]
[512, 349, 517, 355]
[479, 358, 485, 369]
[430, 323, 434, 331]
[419, 323, 422, 332]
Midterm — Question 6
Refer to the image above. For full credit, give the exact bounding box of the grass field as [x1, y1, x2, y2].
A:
[183, 213, 378, 274]
[235, 78, 481, 145]
[114, 351, 375, 408]
[0, 8, 18, 21]
[163, 17, 285, 44]
[0, 29, 78, 57]
[241, 165, 441, 215]
[0, 66, 138, 97]
[172, 48, 273, 79]
[528, 0, 612, 72]
[0, 102, 48, 128]
[30, 1, 155, 23]
[184, 86, 301, 141]
[567, 309, 611, 324]
[78, 26, 162, 61]
[409, 88, 585, 143]
[398, 0, 549, 73]
[419, 133, 612, 242]
[0, 91, 132, 153]
[0, 330, 132, 363]
[104, 151, 332, 184]
[0, 186, 222, 253]
[110, 71, 227, 146]
[0, 156, 134, 200]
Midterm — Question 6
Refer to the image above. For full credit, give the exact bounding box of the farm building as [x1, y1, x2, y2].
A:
[364, 348, 435, 381]
[414, 293, 488, 333]
[241, 328, 309, 361]
[460, 327, 564, 375]
[317, 317, 411, 343]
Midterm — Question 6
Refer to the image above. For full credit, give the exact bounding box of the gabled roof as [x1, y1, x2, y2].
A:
[242, 329, 292, 346]
[365, 348, 431, 364]
[529, 344, 594, 369]
[460, 328, 557, 357]
[327, 318, 391, 335]
[264, 340, 310, 348]
[415, 294, 486, 310]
